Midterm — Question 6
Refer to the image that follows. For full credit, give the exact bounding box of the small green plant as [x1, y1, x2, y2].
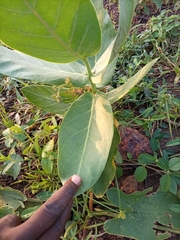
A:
[112, 9, 180, 87]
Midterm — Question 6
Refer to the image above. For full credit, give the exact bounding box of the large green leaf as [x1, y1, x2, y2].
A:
[106, 59, 158, 104]
[109, 0, 138, 63]
[0, 0, 101, 63]
[21, 85, 71, 115]
[92, 125, 120, 197]
[58, 92, 114, 195]
[0, 46, 88, 87]
[104, 189, 180, 239]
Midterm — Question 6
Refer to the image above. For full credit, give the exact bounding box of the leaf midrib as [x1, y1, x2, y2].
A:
[24, 0, 82, 60]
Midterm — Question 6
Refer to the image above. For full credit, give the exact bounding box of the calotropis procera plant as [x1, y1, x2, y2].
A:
[0, 0, 157, 196]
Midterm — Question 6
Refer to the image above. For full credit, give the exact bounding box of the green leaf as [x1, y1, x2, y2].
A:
[169, 176, 178, 195]
[0, 46, 88, 87]
[150, 137, 159, 151]
[105, 189, 180, 239]
[134, 166, 147, 182]
[151, 115, 165, 120]
[0, 206, 14, 218]
[36, 191, 52, 201]
[21, 205, 41, 219]
[22, 85, 71, 115]
[169, 157, 180, 171]
[91, 0, 137, 86]
[0, 0, 101, 63]
[109, 0, 138, 63]
[2, 154, 23, 180]
[142, 107, 154, 118]
[157, 158, 169, 170]
[106, 59, 158, 104]
[160, 174, 171, 192]
[90, 8, 116, 86]
[172, 98, 180, 106]
[152, 0, 162, 9]
[92, 126, 120, 197]
[169, 204, 180, 213]
[0, 186, 26, 210]
[166, 138, 180, 147]
[58, 92, 114, 196]
[41, 158, 53, 174]
[138, 153, 156, 164]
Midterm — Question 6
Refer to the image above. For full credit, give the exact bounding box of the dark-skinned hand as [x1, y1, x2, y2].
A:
[0, 175, 81, 240]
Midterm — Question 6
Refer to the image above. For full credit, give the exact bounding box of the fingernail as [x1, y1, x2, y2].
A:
[71, 175, 81, 185]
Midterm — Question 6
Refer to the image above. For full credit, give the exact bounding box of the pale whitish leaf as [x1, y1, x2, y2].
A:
[92, 39, 115, 82]
[0, 0, 101, 63]
[109, 0, 138, 63]
[105, 189, 180, 239]
[88, 7, 116, 86]
[42, 139, 54, 158]
[106, 59, 158, 104]
[15, 113, 21, 125]
[0, 186, 26, 210]
[0, 46, 88, 87]
[22, 85, 71, 115]
[58, 92, 114, 195]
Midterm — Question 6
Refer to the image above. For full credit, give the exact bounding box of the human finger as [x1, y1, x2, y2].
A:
[12, 175, 81, 240]
[38, 201, 72, 240]
[0, 214, 21, 229]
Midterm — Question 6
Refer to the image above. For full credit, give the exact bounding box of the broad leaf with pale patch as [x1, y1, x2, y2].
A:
[58, 92, 114, 195]
[92, 126, 120, 197]
[0, 46, 88, 87]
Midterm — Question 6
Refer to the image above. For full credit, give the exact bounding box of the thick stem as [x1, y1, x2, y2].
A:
[84, 58, 97, 93]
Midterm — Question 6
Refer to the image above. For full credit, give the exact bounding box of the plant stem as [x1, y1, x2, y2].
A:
[115, 175, 122, 211]
[165, 101, 173, 139]
[154, 225, 180, 234]
[84, 58, 97, 93]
